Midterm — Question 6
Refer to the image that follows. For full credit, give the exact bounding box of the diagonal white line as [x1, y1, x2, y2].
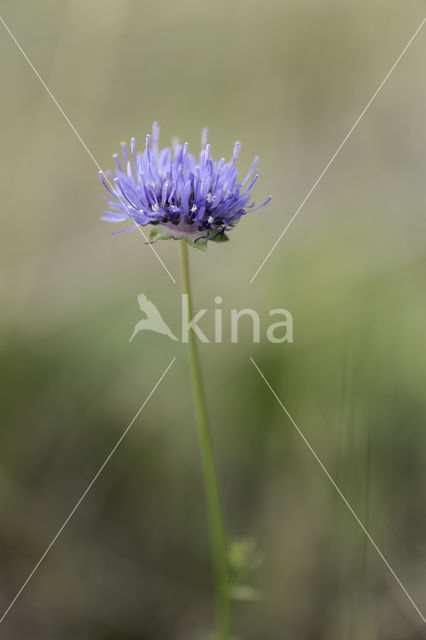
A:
[0, 356, 176, 626]
[0, 15, 177, 284]
[249, 356, 426, 625]
[249, 17, 426, 284]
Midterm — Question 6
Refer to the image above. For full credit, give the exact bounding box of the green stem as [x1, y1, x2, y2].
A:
[180, 239, 231, 639]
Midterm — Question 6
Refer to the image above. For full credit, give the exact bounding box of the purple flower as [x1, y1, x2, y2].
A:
[100, 123, 271, 250]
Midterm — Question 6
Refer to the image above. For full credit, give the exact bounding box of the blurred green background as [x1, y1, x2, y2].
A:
[0, 1, 425, 638]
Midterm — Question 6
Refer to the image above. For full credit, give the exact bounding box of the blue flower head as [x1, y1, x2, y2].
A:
[100, 123, 271, 250]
